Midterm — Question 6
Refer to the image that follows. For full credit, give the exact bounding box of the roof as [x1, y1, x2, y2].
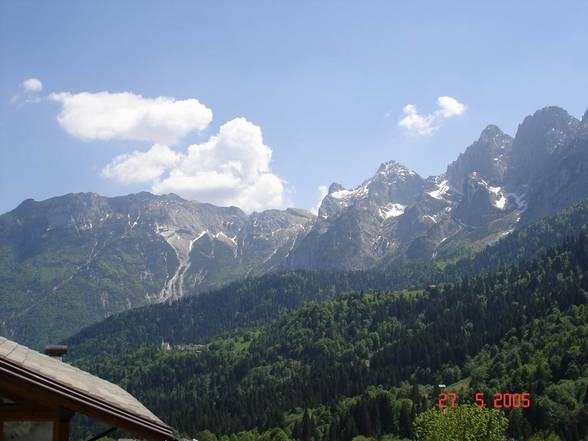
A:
[0, 336, 175, 440]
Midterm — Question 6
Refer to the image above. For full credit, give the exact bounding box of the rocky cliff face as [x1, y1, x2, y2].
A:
[446, 125, 512, 192]
[0, 192, 314, 345]
[285, 161, 432, 270]
[520, 111, 588, 223]
[285, 105, 588, 270]
[0, 192, 316, 302]
[507, 107, 581, 189]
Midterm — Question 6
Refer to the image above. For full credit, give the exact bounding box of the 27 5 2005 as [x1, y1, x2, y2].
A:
[438, 392, 532, 409]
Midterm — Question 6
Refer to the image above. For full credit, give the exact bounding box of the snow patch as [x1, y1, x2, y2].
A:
[379, 203, 406, 219]
[214, 231, 238, 246]
[428, 180, 449, 200]
[331, 185, 369, 200]
[154, 223, 204, 302]
[128, 214, 141, 230]
[189, 231, 208, 251]
[488, 186, 507, 210]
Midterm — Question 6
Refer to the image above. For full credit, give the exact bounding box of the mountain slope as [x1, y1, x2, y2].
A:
[285, 161, 432, 270]
[69, 228, 588, 440]
[0, 192, 314, 347]
[66, 196, 588, 372]
[446, 124, 513, 193]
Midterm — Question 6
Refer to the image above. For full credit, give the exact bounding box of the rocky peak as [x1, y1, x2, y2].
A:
[317, 161, 423, 220]
[328, 183, 344, 194]
[479, 124, 505, 139]
[8, 192, 111, 231]
[521, 106, 578, 127]
[446, 124, 513, 193]
[508, 106, 581, 188]
[376, 160, 415, 175]
[373, 161, 421, 187]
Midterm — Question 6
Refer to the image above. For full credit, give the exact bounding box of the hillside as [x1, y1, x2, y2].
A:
[0, 193, 314, 347]
[66, 196, 588, 363]
[69, 228, 588, 441]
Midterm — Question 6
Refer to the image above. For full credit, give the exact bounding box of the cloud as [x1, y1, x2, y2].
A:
[398, 104, 436, 136]
[11, 78, 44, 104]
[101, 144, 181, 184]
[101, 117, 285, 212]
[436, 96, 466, 117]
[50, 91, 213, 144]
[398, 96, 466, 136]
[23, 78, 43, 92]
[311, 185, 328, 215]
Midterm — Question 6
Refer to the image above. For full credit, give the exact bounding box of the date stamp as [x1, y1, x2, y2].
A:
[438, 392, 532, 409]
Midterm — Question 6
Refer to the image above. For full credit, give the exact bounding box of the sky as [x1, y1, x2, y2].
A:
[1, 1, 587, 214]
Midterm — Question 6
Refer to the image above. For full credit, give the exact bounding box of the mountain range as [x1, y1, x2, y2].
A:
[66, 194, 588, 441]
[1, 104, 587, 347]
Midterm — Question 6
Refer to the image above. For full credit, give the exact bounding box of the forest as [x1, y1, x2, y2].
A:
[68, 202, 588, 440]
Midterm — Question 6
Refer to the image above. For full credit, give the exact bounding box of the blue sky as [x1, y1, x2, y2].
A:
[1, 1, 587, 214]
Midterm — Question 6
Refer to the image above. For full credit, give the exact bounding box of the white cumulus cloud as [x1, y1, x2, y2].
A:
[50, 91, 213, 144]
[101, 144, 181, 184]
[398, 96, 466, 136]
[11, 78, 44, 104]
[398, 104, 436, 136]
[436, 96, 467, 117]
[101, 117, 285, 212]
[23, 78, 43, 92]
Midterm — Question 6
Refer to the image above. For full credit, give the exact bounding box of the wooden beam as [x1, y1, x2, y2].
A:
[53, 418, 69, 441]
[52, 407, 73, 441]
[0, 403, 56, 421]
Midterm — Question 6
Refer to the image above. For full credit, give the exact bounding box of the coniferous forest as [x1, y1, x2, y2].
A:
[66, 200, 588, 441]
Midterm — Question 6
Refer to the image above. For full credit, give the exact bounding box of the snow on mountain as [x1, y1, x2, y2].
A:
[379, 203, 406, 219]
[5, 104, 588, 349]
[3, 104, 588, 321]
[427, 179, 449, 200]
[488, 186, 507, 209]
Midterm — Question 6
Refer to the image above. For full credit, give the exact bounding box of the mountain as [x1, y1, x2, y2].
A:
[446, 124, 513, 192]
[285, 161, 431, 270]
[286, 106, 588, 270]
[2, 104, 588, 347]
[0, 192, 314, 346]
[520, 108, 588, 223]
[67, 225, 588, 440]
[66, 196, 588, 367]
[507, 106, 581, 190]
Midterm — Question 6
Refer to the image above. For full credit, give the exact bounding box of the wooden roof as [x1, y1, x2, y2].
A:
[0, 336, 175, 440]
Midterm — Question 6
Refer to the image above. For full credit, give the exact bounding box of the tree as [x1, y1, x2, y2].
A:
[528, 432, 562, 441]
[299, 409, 316, 441]
[199, 430, 219, 441]
[260, 427, 292, 441]
[398, 401, 412, 438]
[413, 405, 508, 441]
